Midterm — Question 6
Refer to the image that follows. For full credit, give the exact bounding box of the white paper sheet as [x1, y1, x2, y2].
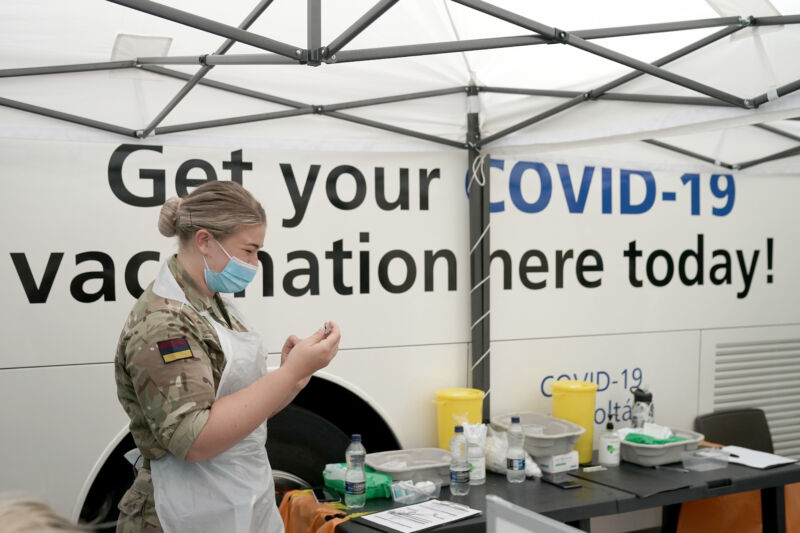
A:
[722, 446, 797, 469]
[358, 499, 481, 533]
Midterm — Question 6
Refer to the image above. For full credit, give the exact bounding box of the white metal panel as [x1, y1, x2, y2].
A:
[490, 330, 702, 446]
[0, 364, 129, 518]
[308, 343, 471, 449]
[699, 324, 800, 458]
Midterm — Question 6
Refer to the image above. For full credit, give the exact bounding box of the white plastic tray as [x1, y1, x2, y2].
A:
[365, 448, 452, 486]
[620, 428, 704, 466]
[490, 412, 585, 458]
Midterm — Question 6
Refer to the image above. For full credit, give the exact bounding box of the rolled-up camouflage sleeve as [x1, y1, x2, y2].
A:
[123, 308, 217, 460]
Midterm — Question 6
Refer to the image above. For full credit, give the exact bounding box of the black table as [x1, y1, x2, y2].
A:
[338, 472, 634, 532]
[337, 460, 800, 533]
[571, 460, 800, 532]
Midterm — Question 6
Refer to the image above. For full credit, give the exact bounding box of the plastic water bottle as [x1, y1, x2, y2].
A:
[467, 437, 486, 485]
[449, 426, 470, 496]
[598, 422, 621, 467]
[631, 385, 655, 428]
[344, 434, 366, 508]
[506, 416, 526, 483]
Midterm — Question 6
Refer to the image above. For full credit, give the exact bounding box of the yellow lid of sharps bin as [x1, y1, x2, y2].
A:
[551, 380, 598, 393]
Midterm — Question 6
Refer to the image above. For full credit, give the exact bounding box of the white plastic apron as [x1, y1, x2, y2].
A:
[150, 261, 283, 533]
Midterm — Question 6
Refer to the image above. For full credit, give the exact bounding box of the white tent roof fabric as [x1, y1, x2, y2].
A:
[1, 0, 799, 172]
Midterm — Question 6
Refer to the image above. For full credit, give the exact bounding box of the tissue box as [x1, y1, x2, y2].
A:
[536, 450, 579, 474]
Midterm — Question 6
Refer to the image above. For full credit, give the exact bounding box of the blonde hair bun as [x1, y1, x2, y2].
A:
[158, 197, 182, 237]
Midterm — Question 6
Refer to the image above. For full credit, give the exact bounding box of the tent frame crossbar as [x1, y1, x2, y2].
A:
[0, 96, 136, 136]
[481, 87, 728, 107]
[105, 0, 304, 60]
[481, 21, 747, 144]
[0, 61, 135, 78]
[0, 12, 796, 164]
[737, 145, 800, 170]
[142, 65, 466, 147]
[141, 65, 307, 108]
[645, 121, 800, 170]
[755, 123, 800, 143]
[453, 0, 751, 109]
[753, 78, 800, 107]
[0, 8, 795, 162]
[139, 0, 276, 138]
[129, 17, 751, 66]
[326, 0, 399, 57]
[643, 139, 735, 169]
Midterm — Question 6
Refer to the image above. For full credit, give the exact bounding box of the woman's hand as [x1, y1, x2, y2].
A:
[282, 322, 341, 383]
[280, 334, 310, 390]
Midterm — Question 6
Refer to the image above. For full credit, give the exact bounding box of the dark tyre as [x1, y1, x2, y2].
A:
[267, 404, 351, 503]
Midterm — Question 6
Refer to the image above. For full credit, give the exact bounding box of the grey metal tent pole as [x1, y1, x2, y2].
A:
[481, 87, 728, 107]
[322, 87, 466, 112]
[323, 110, 465, 149]
[326, 0, 399, 57]
[142, 64, 468, 147]
[105, 0, 303, 61]
[329, 15, 743, 63]
[466, 86, 491, 421]
[753, 79, 800, 107]
[483, 94, 585, 145]
[137, 53, 297, 65]
[755, 123, 800, 143]
[139, 0, 276, 138]
[141, 65, 307, 108]
[642, 139, 734, 169]
[308, 0, 321, 65]
[130, 14, 765, 67]
[590, 22, 746, 96]
[0, 61, 134, 78]
[453, 0, 750, 108]
[154, 107, 314, 135]
[0, 96, 135, 137]
[737, 145, 800, 170]
[481, 21, 746, 144]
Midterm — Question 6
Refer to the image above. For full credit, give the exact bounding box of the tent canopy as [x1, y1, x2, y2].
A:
[1, 0, 799, 171]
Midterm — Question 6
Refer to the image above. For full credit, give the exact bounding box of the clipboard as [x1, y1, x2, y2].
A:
[352, 499, 481, 533]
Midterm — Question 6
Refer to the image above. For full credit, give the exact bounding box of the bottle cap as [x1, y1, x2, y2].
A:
[630, 386, 652, 403]
[351, 434, 362, 442]
[511, 416, 520, 423]
[606, 422, 614, 430]
[454, 425, 464, 433]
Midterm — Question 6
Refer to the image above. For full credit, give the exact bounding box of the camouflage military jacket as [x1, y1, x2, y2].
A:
[115, 255, 246, 531]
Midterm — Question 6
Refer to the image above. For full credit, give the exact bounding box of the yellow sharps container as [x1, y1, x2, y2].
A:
[433, 388, 483, 450]
[551, 380, 598, 463]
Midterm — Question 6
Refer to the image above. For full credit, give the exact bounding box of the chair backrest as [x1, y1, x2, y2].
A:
[693, 408, 774, 453]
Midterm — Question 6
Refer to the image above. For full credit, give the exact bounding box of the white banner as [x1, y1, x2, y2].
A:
[2, 141, 799, 369]
[0, 140, 469, 369]
[489, 156, 800, 339]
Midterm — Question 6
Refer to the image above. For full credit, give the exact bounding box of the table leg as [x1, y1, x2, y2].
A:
[761, 485, 786, 533]
[660, 503, 680, 533]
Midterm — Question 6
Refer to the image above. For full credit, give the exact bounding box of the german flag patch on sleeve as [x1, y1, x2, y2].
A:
[157, 338, 194, 364]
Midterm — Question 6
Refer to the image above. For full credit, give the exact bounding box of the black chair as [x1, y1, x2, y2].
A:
[693, 407, 774, 453]
[667, 407, 798, 533]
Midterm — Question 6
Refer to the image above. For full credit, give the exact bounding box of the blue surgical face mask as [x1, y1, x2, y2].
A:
[203, 240, 258, 293]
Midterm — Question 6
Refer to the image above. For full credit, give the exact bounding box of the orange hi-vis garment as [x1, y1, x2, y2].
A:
[279, 490, 350, 533]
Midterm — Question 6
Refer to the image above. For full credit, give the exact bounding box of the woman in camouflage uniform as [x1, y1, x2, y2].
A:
[115, 181, 340, 533]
